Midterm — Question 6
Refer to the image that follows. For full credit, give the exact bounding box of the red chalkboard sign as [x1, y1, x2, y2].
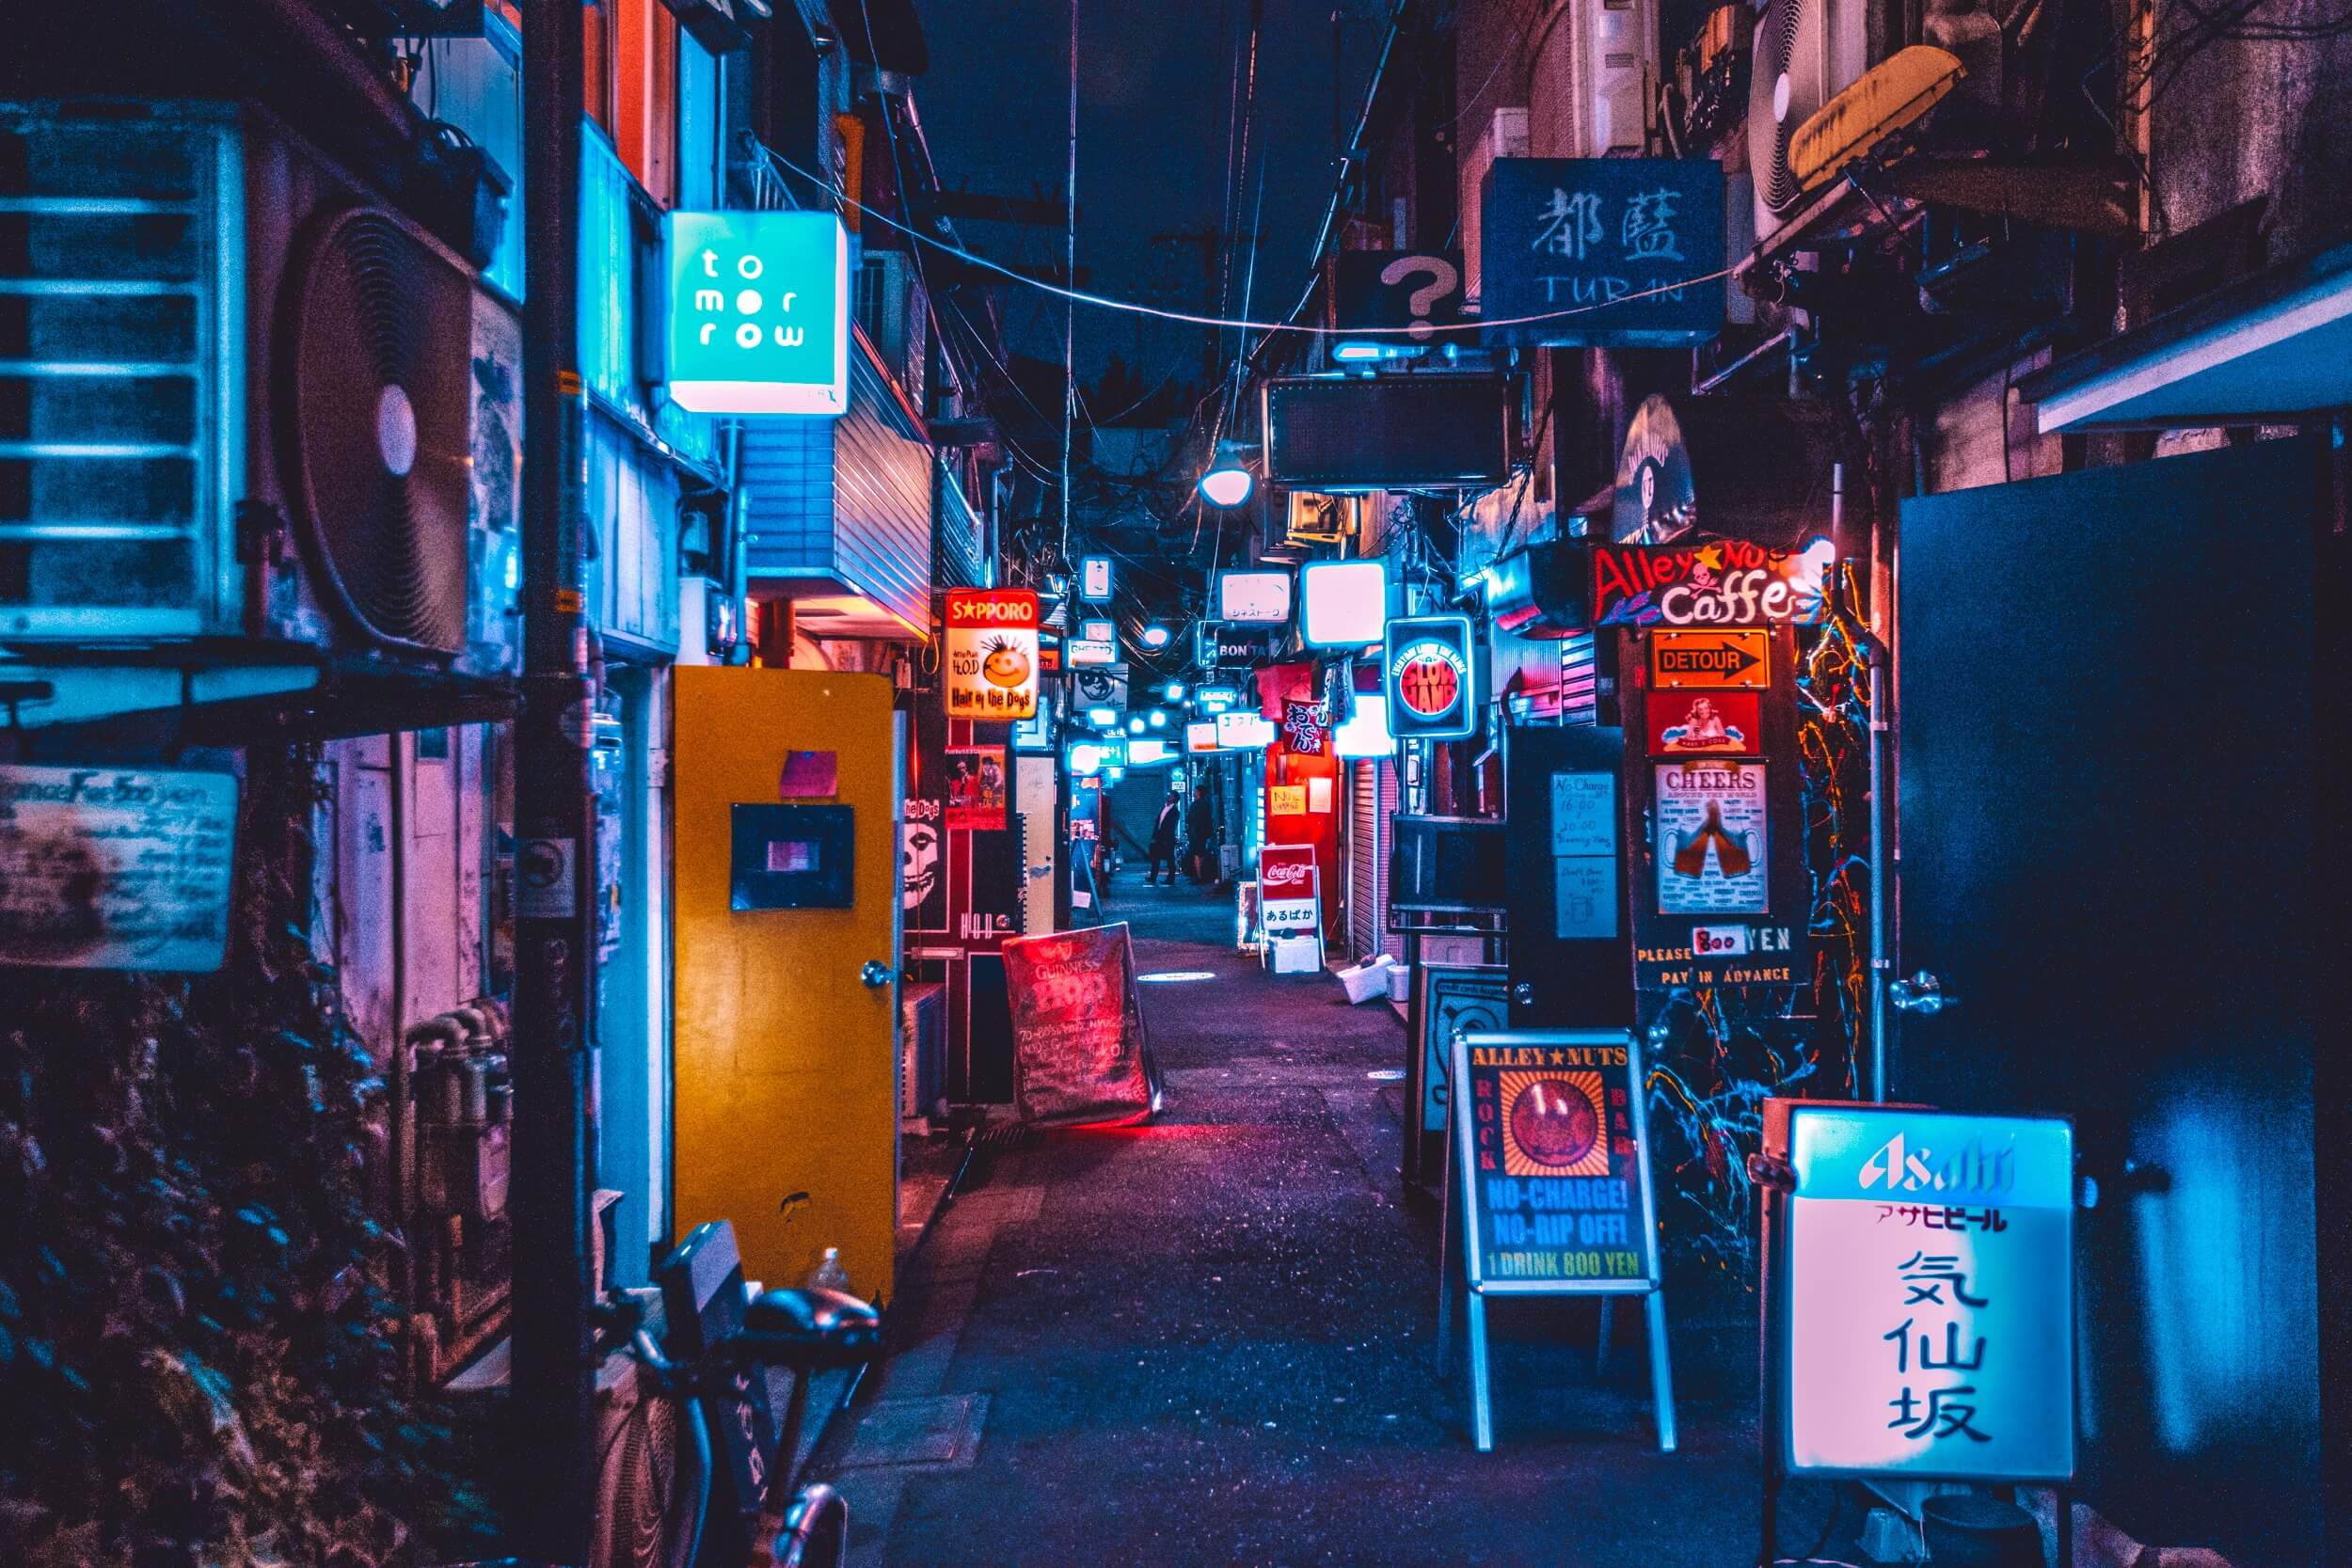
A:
[1001, 922, 1160, 1127]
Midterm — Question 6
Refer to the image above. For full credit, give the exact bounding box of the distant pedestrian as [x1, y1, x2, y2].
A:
[1146, 788, 1182, 885]
[1185, 791, 1216, 883]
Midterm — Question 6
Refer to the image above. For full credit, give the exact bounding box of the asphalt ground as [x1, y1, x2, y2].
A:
[820, 878, 1854, 1567]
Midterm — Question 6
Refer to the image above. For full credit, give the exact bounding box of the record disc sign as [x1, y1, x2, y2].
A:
[1384, 614, 1478, 740]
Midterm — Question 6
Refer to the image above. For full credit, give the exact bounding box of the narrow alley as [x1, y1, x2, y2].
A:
[821, 882, 1839, 1567]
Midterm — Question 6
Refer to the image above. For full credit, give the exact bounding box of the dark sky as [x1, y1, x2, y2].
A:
[914, 0, 1388, 397]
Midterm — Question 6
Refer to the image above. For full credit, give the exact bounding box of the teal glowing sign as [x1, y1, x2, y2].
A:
[663, 211, 850, 416]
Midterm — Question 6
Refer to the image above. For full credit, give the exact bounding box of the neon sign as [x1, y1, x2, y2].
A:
[1592, 539, 1836, 628]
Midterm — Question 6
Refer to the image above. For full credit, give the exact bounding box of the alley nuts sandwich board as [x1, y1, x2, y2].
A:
[1437, 1028, 1676, 1453]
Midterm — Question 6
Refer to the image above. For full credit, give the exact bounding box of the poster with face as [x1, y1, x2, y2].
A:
[900, 798, 946, 930]
[946, 745, 1009, 832]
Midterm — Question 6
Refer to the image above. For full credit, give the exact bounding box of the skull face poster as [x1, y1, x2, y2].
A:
[1654, 761, 1768, 914]
[901, 798, 946, 931]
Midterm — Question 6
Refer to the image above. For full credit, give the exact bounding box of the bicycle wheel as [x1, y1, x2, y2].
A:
[592, 1370, 708, 1568]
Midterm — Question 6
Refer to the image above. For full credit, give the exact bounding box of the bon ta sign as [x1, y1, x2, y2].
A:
[664, 211, 850, 415]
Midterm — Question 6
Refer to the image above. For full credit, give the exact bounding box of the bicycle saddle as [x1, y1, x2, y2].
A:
[738, 1286, 882, 1370]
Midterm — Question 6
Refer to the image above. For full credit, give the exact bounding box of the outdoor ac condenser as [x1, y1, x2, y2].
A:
[0, 100, 518, 673]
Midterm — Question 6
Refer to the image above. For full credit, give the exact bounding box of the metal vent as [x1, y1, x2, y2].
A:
[281, 206, 472, 654]
[0, 108, 220, 639]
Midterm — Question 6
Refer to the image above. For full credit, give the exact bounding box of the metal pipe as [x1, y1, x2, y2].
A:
[511, 0, 599, 1558]
[1847, 459, 1892, 1103]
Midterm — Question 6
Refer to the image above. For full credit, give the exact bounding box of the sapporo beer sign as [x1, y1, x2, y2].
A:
[1384, 614, 1478, 740]
[945, 589, 1040, 720]
[1593, 539, 1835, 629]
[1773, 1103, 2075, 1482]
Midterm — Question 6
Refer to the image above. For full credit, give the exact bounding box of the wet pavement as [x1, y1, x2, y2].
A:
[822, 879, 1850, 1566]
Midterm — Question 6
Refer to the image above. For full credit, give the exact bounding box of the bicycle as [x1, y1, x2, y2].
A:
[448, 1218, 880, 1568]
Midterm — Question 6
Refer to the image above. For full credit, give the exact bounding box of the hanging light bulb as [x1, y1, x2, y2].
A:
[1198, 466, 1254, 508]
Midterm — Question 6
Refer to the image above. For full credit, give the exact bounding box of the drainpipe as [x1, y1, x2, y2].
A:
[1847, 461, 1891, 1103]
[511, 0, 599, 1559]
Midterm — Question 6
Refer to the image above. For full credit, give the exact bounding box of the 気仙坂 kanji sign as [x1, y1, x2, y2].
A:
[1770, 1103, 2075, 1483]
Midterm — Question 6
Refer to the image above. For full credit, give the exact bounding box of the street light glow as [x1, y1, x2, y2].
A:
[1139, 624, 1173, 649]
[1198, 465, 1254, 508]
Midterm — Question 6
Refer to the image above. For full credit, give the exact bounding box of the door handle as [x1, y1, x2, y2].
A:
[859, 960, 893, 990]
[1887, 971, 1956, 1014]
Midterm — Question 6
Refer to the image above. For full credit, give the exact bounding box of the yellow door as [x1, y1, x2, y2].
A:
[672, 668, 901, 1305]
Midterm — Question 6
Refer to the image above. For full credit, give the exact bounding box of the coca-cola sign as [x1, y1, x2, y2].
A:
[1258, 845, 1320, 934]
[1591, 538, 1836, 629]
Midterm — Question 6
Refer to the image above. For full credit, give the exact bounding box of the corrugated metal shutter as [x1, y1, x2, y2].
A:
[1347, 759, 1400, 960]
[1559, 631, 1601, 725]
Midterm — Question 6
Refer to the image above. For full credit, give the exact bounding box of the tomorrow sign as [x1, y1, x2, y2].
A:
[664, 210, 850, 416]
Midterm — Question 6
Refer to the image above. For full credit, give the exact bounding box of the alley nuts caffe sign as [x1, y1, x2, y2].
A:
[1592, 539, 1835, 629]
[945, 589, 1040, 721]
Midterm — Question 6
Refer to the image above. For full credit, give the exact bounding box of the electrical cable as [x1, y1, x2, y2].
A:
[755, 143, 1738, 338]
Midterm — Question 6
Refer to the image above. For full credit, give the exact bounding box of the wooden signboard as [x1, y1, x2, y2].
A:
[1438, 1029, 1676, 1451]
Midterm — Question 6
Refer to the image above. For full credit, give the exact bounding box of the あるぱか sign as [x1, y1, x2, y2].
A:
[664, 211, 850, 416]
[1770, 1102, 2075, 1482]
[1384, 615, 1478, 740]
[945, 589, 1040, 721]
[1258, 844, 1320, 933]
[1592, 539, 1835, 628]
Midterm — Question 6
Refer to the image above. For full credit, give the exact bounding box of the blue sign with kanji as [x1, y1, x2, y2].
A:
[1479, 158, 1725, 347]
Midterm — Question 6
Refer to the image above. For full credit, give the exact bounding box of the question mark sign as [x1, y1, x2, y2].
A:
[1379, 255, 1460, 341]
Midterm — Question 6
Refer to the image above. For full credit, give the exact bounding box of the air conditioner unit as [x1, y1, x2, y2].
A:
[1458, 106, 1529, 311]
[0, 101, 518, 674]
[1745, 0, 1867, 246]
[1558, 0, 1659, 158]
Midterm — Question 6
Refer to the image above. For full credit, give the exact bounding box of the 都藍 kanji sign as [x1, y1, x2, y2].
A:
[1480, 158, 1725, 347]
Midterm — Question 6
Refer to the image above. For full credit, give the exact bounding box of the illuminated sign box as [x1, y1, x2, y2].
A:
[1185, 721, 1221, 753]
[1299, 559, 1389, 648]
[1079, 556, 1114, 601]
[1384, 614, 1479, 741]
[1771, 1102, 2075, 1484]
[664, 211, 850, 416]
[1216, 569, 1293, 626]
[1216, 710, 1276, 750]
[944, 589, 1040, 720]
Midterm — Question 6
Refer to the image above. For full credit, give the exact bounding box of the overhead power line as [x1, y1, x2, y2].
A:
[755, 144, 1736, 338]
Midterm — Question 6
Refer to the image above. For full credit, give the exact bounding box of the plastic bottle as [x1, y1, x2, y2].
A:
[806, 1246, 850, 1292]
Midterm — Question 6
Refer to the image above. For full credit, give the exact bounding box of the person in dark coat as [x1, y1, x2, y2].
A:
[1184, 792, 1217, 883]
[1146, 788, 1182, 885]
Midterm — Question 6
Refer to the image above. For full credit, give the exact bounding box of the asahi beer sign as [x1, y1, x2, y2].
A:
[1593, 540, 1835, 628]
[1655, 761, 1767, 914]
[0, 766, 238, 973]
[945, 589, 1041, 720]
[1780, 1106, 2075, 1482]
